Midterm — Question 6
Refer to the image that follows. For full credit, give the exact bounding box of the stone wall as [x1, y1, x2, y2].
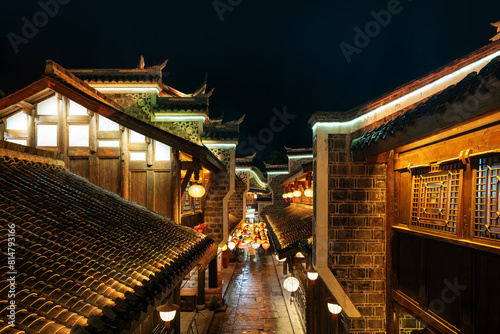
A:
[205, 171, 229, 243]
[328, 134, 386, 333]
[399, 314, 425, 333]
[229, 177, 246, 227]
[260, 174, 290, 215]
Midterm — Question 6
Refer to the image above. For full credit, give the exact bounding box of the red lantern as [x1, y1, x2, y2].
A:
[238, 242, 248, 249]
[262, 241, 270, 250]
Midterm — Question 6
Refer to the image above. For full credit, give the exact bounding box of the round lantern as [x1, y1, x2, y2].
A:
[222, 244, 228, 251]
[262, 241, 270, 250]
[287, 192, 293, 198]
[283, 277, 300, 292]
[188, 183, 205, 198]
[254, 194, 258, 199]
[228, 241, 236, 250]
[157, 302, 180, 328]
[282, 193, 287, 199]
[304, 188, 313, 198]
[293, 190, 301, 197]
[252, 242, 260, 249]
[238, 241, 248, 249]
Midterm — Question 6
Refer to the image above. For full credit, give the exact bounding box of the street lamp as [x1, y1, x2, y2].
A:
[283, 276, 300, 304]
[157, 302, 180, 329]
[325, 297, 342, 320]
[307, 270, 318, 281]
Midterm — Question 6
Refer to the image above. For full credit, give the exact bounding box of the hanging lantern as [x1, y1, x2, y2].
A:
[228, 241, 236, 250]
[287, 192, 293, 198]
[304, 188, 313, 198]
[252, 242, 260, 249]
[222, 244, 228, 252]
[238, 241, 248, 249]
[283, 276, 300, 304]
[282, 193, 287, 199]
[293, 190, 301, 197]
[188, 183, 205, 198]
[262, 241, 270, 250]
[157, 302, 180, 328]
[307, 270, 319, 281]
[325, 297, 342, 320]
[254, 193, 258, 199]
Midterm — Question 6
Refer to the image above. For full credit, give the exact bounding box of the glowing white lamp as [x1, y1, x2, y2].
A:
[304, 188, 313, 198]
[157, 302, 180, 328]
[293, 190, 301, 197]
[228, 241, 236, 250]
[326, 297, 342, 320]
[307, 270, 318, 281]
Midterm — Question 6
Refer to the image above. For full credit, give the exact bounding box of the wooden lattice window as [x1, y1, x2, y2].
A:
[411, 164, 461, 235]
[474, 156, 500, 241]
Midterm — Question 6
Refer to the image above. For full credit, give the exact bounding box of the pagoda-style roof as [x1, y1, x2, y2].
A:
[264, 205, 313, 257]
[0, 143, 212, 333]
[351, 56, 500, 158]
[264, 163, 288, 173]
[285, 146, 313, 157]
[69, 68, 163, 85]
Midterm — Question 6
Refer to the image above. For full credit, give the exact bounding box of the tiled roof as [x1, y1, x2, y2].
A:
[201, 130, 239, 141]
[264, 164, 288, 173]
[154, 103, 208, 113]
[264, 205, 313, 254]
[351, 56, 500, 151]
[70, 69, 162, 85]
[0, 150, 212, 333]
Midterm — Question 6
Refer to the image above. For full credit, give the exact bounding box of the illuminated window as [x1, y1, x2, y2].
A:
[6, 139, 27, 146]
[411, 165, 461, 235]
[98, 140, 120, 148]
[37, 96, 58, 116]
[98, 116, 119, 131]
[69, 100, 88, 116]
[6, 112, 28, 130]
[474, 156, 500, 241]
[130, 130, 145, 143]
[155, 141, 171, 161]
[130, 152, 146, 161]
[37, 124, 58, 147]
[69, 125, 89, 147]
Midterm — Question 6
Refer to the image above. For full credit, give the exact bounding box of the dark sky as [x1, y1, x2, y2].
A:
[1, 0, 500, 162]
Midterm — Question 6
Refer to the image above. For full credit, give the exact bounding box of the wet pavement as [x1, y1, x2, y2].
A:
[210, 251, 296, 334]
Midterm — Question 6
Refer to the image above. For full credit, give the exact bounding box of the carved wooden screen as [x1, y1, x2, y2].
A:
[474, 156, 500, 241]
[411, 164, 462, 235]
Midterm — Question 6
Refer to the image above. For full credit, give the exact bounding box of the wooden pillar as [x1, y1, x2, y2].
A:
[147, 170, 155, 211]
[197, 267, 206, 306]
[0, 119, 4, 141]
[88, 110, 97, 154]
[57, 94, 68, 166]
[306, 277, 315, 334]
[121, 126, 130, 200]
[172, 284, 181, 334]
[386, 150, 395, 334]
[25, 108, 35, 147]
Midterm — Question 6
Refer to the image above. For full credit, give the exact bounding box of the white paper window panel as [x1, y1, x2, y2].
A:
[98, 115, 120, 131]
[6, 112, 28, 130]
[98, 140, 120, 148]
[69, 125, 90, 147]
[130, 152, 146, 161]
[37, 96, 58, 116]
[155, 141, 171, 161]
[6, 138, 27, 146]
[37, 124, 58, 147]
[69, 100, 88, 116]
[130, 130, 146, 143]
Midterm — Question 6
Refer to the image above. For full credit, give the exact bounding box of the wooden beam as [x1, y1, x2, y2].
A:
[392, 290, 460, 334]
[180, 169, 193, 198]
[16, 101, 34, 112]
[121, 125, 130, 200]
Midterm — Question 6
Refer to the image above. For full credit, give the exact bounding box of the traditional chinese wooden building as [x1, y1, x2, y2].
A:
[309, 36, 500, 333]
[0, 58, 249, 332]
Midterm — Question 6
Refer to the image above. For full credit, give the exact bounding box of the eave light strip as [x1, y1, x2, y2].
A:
[95, 87, 160, 94]
[155, 116, 206, 121]
[235, 168, 268, 188]
[312, 49, 500, 133]
[267, 171, 289, 175]
[288, 155, 313, 159]
[204, 143, 237, 148]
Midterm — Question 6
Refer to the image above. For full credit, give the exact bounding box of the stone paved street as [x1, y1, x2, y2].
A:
[212, 251, 295, 334]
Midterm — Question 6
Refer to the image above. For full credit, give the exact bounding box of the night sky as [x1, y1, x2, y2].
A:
[1, 0, 500, 162]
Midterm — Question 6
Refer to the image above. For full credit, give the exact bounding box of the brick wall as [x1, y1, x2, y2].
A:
[205, 171, 229, 243]
[229, 177, 246, 230]
[328, 134, 386, 333]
